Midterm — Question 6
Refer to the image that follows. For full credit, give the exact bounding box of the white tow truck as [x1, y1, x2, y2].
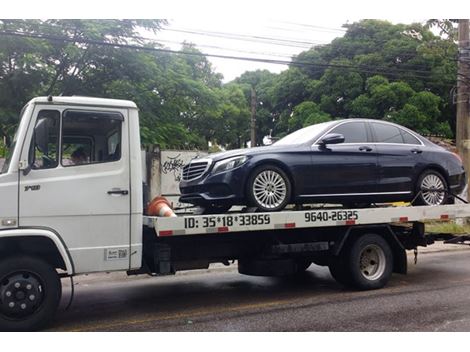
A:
[0, 96, 469, 331]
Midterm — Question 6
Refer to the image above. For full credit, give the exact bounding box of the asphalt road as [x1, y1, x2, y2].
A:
[48, 247, 470, 332]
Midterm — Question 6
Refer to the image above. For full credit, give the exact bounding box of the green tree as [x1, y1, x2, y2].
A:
[389, 91, 451, 136]
[289, 101, 332, 131]
[234, 70, 278, 145]
[271, 19, 457, 138]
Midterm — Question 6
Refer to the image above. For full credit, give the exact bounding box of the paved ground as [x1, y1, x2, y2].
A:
[46, 243, 470, 332]
[0, 158, 4, 170]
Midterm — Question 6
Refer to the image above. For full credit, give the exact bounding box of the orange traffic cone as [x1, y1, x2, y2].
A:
[147, 196, 177, 217]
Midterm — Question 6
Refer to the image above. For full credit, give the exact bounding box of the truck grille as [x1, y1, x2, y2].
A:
[182, 161, 209, 181]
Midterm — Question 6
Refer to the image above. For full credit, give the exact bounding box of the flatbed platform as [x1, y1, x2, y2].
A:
[144, 204, 470, 237]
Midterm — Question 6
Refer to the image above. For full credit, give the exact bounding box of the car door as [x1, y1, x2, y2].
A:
[18, 105, 131, 274]
[370, 121, 423, 194]
[305, 121, 379, 196]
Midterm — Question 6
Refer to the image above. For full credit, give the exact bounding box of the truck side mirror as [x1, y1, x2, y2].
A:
[19, 160, 32, 176]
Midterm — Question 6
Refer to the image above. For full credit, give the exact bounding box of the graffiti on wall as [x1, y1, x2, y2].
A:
[161, 154, 186, 182]
[160, 150, 207, 210]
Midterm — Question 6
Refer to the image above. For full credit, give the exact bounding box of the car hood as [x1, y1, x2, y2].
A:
[193, 145, 291, 163]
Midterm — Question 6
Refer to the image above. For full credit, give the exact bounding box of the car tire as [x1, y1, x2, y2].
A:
[0, 255, 62, 331]
[246, 165, 291, 212]
[414, 170, 448, 206]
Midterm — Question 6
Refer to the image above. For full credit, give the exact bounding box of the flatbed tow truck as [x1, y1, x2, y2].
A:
[0, 96, 469, 331]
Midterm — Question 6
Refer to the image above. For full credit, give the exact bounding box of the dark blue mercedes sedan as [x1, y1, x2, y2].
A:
[179, 119, 466, 212]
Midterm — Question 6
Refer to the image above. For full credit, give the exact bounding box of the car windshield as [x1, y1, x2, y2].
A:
[1, 104, 28, 174]
[274, 121, 336, 146]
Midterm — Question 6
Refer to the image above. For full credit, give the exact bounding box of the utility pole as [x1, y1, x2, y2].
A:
[250, 86, 257, 148]
[457, 19, 470, 200]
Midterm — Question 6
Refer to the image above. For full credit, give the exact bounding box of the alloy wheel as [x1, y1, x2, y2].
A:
[252, 170, 287, 209]
[420, 173, 446, 205]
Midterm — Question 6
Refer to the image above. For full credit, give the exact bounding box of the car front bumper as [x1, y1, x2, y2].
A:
[179, 165, 249, 206]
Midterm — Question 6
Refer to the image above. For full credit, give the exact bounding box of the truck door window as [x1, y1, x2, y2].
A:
[61, 110, 123, 167]
[62, 137, 93, 166]
[30, 110, 60, 170]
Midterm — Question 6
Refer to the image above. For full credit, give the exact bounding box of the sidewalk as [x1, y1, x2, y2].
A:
[415, 240, 470, 255]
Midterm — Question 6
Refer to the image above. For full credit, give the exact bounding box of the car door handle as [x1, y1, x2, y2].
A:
[411, 149, 423, 154]
[107, 189, 129, 195]
[358, 146, 373, 152]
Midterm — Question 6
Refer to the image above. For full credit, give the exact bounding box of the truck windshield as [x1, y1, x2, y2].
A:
[1, 104, 28, 174]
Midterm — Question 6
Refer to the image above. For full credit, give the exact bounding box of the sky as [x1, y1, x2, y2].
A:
[5, 0, 459, 83]
[152, 18, 350, 82]
[154, 17, 431, 82]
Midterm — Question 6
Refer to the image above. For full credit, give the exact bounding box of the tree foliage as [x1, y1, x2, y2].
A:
[0, 19, 459, 152]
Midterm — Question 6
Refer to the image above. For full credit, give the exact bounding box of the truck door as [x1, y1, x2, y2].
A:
[18, 105, 131, 273]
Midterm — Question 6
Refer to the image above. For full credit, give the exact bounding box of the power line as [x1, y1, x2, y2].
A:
[0, 29, 455, 84]
[162, 28, 325, 49]
[273, 21, 347, 33]
[6, 21, 456, 73]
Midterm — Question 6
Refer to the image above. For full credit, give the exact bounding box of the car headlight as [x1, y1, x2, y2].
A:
[212, 156, 248, 174]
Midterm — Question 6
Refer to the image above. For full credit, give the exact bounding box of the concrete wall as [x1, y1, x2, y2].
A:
[143, 147, 207, 211]
[0, 158, 4, 171]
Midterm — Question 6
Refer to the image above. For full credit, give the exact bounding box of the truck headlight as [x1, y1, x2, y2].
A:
[212, 156, 248, 174]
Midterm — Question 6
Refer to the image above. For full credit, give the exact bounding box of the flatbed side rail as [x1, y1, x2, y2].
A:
[144, 204, 470, 238]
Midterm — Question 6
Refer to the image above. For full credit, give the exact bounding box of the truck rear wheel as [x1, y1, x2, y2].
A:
[0, 256, 62, 331]
[330, 233, 393, 290]
[328, 259, 352, 286]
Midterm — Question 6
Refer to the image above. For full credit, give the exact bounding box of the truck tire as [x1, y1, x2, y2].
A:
[295, 259, 311, 273]
[0, 256, 62, 331]
[328, 259, 352, 286]
[344, 233, 393, 290]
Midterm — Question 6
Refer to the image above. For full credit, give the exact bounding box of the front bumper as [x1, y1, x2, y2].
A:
[179, 165, 249, 206]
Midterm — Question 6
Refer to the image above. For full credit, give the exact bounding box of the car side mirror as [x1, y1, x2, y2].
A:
[319, 133, 345, 146]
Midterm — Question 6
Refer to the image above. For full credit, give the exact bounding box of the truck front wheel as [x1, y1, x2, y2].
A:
[0, 256, 62, 331]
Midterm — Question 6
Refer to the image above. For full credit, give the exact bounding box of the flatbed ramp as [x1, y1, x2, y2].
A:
[145, 204, 470, 237]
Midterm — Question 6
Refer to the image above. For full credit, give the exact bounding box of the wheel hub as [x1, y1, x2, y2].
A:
[253, 170, 287, 209]
[421, 174, 445, 205]
[359, 244, 386, 281]
[0, 272, 44, 318]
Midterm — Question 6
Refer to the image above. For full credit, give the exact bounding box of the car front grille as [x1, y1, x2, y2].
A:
[182, 160, 209, 181]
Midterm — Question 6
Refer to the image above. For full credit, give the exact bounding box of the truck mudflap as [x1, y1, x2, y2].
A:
[146, 204, 470, 238]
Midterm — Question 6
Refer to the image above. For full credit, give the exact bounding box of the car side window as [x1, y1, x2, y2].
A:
[61, 110, 123, 167]
[329, 122, 368, 143]
[401, 129, 421, 145]
[372, 123, 404, 144]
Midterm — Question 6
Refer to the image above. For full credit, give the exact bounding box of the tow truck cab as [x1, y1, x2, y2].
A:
[0, 96, 144, 275]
